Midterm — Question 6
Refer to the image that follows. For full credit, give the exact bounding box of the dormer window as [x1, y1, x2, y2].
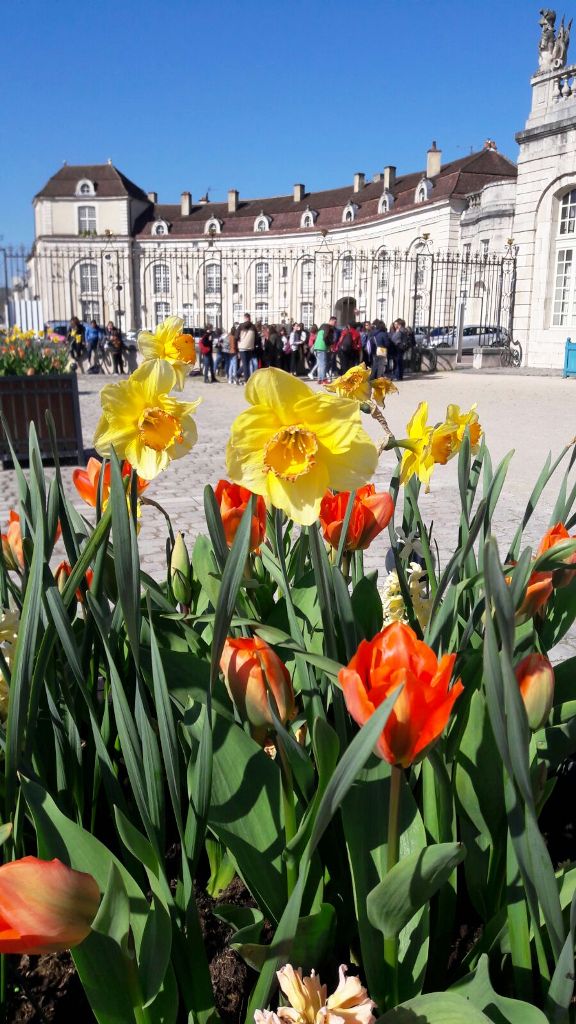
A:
[378, 190, 395, 215]
[415, 178, 433, 203]
[300, 207, 318, 229]
[204, 216, 222, 235]
[342, 202, 357, 224]
[76, 179, 95, 196]
[152, 220, 169, 236]
[254, 213, 271, 232]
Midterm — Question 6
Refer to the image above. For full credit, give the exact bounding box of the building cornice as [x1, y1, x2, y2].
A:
[516, 114, 576, 145]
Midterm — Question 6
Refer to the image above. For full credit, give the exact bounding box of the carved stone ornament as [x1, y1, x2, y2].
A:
[538, 8, 572, 72]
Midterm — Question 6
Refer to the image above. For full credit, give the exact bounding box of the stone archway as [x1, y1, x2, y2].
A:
[335, 296, 356, 325]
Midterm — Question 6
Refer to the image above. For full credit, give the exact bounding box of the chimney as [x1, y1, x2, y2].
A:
[383, 166, 396, 190]
[180, 191, 191, 216]
[147, 191, 157, 203]
[426, 141, 442, 178]
[353, 172, 365, 193]
[372, 172, 384, 183]
[228, 189, 239, 213]
[293, 183, 305, 202]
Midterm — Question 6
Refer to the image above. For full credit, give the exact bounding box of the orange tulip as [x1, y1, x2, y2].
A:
[0, 856, 100, 954]
[513, 569, 554, 624]
[54, 561, 94, 603]
[537, 522, 576, 588]
[220, 636, 296, 744]
[214, 480, 267, 552]
[515, 653, 555, 730]
[73, 457, 149, 509]
[1, 511, 24, 570]
[319, 485, 394, 552]
[339, 621, 463, 768]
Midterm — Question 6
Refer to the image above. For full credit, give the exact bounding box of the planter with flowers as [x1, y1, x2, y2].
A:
[1, 315, 576, 1022]
[0, 326, 83, 465]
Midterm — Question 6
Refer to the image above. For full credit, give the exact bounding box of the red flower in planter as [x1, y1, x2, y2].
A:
[537, 522, 576, 588]
[73, 457, 149, 509]
[319, 485, 394, 552]
[220, 636, 295, 744]
[214, 480, 267, 552]
[515, 653, 555, 730]
[339, 621, 463, 767]
[0, 856, 99, 954]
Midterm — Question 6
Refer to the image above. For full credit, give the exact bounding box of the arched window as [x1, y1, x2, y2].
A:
[153, 263, 170, 295]
[254, 215, 270, 232]
[552, 188, 576, 325]
[204, 217, 222, 235]
[415, 179, 433, 204]
[378, 191, 394, 215]
[79, 262, 98, 294]
[76, 179, 95, 196]
[341, 255, 353, 284]
[255, 261, 269, 295]
[152, 221, 168, 236]
[78, 205, 96, 234]
[342, 203, 356, 224]
[301, 260, 314, 294]
[205, 262, 221, 295]
[560, 189, 576, 234]
[300, 208, 317, 229]
[377, 254, 388, 289]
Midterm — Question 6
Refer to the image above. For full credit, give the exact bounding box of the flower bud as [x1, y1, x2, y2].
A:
[515, 653, 555, 730]
[219, 637, 295, 745]
[0, 856, 100, 954]
[214, 480, 266, 552]
[170, 533, 192, 605]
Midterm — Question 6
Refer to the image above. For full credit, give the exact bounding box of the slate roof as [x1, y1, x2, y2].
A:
[36, 151, 517, 238]
[35, 163, 150, 203]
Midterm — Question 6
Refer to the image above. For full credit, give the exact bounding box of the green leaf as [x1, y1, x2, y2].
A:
[351, 574, 383, 640]
[109, 451, 141, 668]
[453, 954, 549, 1023]
[91, 862, 131, 954]
[367, 842, 466, 939]
[377, 991, 493, 1023]
[342, 759, 429, 1008]
[233, 903, 336, 971]
[0, 823, 12, 846]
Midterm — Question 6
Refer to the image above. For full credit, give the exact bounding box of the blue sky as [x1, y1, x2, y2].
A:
[2, 0, 542, 245]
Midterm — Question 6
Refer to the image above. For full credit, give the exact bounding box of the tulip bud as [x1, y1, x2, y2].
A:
[515, 653, 555, 730]
[0, 856, 100, 954]
[170, 533, 192, 606]
[220, 637, 296, 745]
[54, 561, 69, 595]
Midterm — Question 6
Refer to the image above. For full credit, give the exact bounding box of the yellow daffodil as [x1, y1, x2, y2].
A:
[445, 403, 483, 450]
[93, 359, 201, 480]
[226, 368, 378, 526]
[324, 364, 372, 403]
[399, 401, 458, 491]
[370, 377, 398, 407]
[138, 316, 196, 388]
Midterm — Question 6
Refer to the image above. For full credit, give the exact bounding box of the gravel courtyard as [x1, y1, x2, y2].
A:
[2, 366, 576, 656]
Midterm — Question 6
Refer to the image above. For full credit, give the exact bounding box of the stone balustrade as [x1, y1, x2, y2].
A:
[553, 64, 576, 100]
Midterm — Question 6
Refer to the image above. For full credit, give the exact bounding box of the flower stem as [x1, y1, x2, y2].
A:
[276, 738, 298, 897]
[384, 764, 403, 1007]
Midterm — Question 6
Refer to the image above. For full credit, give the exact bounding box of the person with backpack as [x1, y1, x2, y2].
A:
[199, 327, 217, 383]
[235, 314, 257, 382]
[108, 326, 125, 374]
[391, 318, 412, 382]
[369, 320, 391, 380]
[85, 320, 101, 367]
[338, 323, 362, 373]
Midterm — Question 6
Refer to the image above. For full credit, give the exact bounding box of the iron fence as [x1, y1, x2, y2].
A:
[1, 242, 517, 339]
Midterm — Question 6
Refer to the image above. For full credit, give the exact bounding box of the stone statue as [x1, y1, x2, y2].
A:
[552, 16, 572, 64]
[538, 8, 571, 71]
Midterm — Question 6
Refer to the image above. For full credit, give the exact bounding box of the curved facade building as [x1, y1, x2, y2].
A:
[27, 11, 576, 367]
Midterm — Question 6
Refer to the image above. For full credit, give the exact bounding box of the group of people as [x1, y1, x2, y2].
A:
[198, 314, 415, 385]
[67, 317, 130, 374]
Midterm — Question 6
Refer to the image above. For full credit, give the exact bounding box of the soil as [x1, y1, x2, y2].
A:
[3, 877, 256, 1023]
[4, 951, 91, 1023]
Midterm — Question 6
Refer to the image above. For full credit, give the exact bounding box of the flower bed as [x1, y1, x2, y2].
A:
[0, 316, 576, 1023]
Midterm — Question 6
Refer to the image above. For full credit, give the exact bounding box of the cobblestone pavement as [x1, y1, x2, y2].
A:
[2, 367, 576, 661]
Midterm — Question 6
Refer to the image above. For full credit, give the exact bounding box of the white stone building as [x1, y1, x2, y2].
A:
[25, 9, 576, 367]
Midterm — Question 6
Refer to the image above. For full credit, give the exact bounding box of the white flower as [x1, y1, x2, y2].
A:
[381, 562, 433, 631]
[271, 964, 375, 1024]
[394, 527, 424, 561]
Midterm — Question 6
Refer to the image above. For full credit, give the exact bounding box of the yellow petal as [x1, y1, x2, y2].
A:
[267, 461, 329, 525]
[245, 367, 312, 419]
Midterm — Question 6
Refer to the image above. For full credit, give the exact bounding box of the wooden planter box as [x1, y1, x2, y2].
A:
[0, 374, 84, 467]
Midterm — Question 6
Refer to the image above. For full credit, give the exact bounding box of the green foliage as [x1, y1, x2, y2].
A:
[1, 414, 576, 1023]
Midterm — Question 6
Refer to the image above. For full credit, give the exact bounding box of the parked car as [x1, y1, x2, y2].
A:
[439, 325, 511, 353]
[414, 326, 456, 348]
